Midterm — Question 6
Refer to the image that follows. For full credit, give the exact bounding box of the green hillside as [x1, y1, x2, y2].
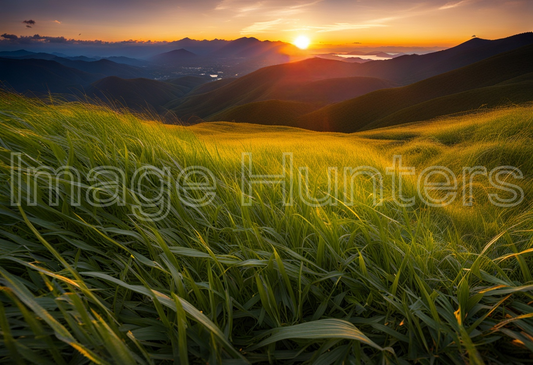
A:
[187, 78, 237, 96]
[87, 76, 203, 113]
[365, 78, 533, 130]
[208, 77, 396, 125]
[165, 76, 209, 90]
[353, 32, 533, 84]
[263, 76, 396, 104]
[1, 91, 533, 363]
[171, 58, 384, 119]
[209, 99, 314, 125]
[296, 44, 533, 132]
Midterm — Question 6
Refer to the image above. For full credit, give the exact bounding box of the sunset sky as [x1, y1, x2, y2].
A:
[1, 0, 531, 48]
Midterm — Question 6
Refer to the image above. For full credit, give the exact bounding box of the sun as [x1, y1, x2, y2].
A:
[294, 36, 310, 50]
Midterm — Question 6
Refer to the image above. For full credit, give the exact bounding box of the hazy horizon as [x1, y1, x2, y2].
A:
[1, 0, 531, 51]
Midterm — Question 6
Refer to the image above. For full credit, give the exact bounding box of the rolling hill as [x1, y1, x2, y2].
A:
[0, 55, 150, 95]
[170, 33, 533, 121]
[207, 77, 397, 124]
[104, 56, 147, 66]
[265, 76, 396, 104]
[0, 50, 148, 78]
[2, 90, 533, 364]
[86, 76, 206, 113]
[364, 78, 533, 131]
[188, 78, 237, 96]
[294, 44, 533, 132]
[0, 49, 35, 57]
[172, 58, 391, 119]
[209, 100, 314, 126]
[165, 76, 210, 90]
[0, 49, 147, 68]
[352, 32, 533, 84]
[0, 58, 101, 94]
[53, 58, 149, 79]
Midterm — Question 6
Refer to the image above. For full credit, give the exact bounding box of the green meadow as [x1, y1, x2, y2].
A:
[1, 91, 533, 364]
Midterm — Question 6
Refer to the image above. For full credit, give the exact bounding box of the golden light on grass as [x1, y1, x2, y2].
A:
[294, 35, 310, 49]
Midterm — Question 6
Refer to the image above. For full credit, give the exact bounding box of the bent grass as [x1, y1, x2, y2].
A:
[1, 92, 533, 363]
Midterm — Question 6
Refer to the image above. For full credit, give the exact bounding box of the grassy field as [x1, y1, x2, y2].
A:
[1, 91, 533, 364]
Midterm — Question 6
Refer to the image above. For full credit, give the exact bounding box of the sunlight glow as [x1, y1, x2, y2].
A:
[294, 36, 311, 50]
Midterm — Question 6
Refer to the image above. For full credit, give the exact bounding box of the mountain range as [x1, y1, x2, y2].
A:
[169, 33, 533, 123]
[1, 33, 532, 132]
[296, 44, 533, 132]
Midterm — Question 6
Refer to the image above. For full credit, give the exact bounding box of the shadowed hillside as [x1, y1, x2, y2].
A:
[365, 78, 533, 130]
[172, 58, 391, 119]
[209, 100, 314, 126]
[171, 33, 533, 122]
[188, 78, 237, 96]
[353, 32, 533, 84]
[295, 44, 533, 132]
[0, 51, 149, 78]
[54, 58, 148, 78]
[151, 48, 198, 66]
[86, 76, 204, 113]
[265, 76, 397, 104]
[165, 76, 210, 90]
[0, 58, 101, 94]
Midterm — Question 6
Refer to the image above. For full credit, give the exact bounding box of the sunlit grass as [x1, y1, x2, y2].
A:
[1, 92, 533, 364]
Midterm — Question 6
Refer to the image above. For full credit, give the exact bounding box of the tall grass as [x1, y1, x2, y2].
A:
[1, 91, 533, 364]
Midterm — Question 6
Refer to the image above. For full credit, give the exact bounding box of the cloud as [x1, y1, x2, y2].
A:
[285, 18, 391, 33]
[439, 0, 469, 10]
[216, 0, 321, 18]
[53, 20, 61, 24]
[0, 34, 217, 47]
[0, 34, 77, 44]
[315, 22, 388, 33]
[265, 1, 322, 17]
[241, 19, 284, 34]
[22, 19, 36, 28]
[1, 33, 19, 40]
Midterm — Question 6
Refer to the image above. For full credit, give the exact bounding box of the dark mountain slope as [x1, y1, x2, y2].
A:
[0, 51, 149, 78]
[365, 79, 533, 130]
[188, 78, 237, 96]
[209, 76, 396, 124]
[105, 56, 146, 67]
[354, 32, 533, 84]
[151, 49, 197, 66]
[170, 33, 533, 121]
[269, 76, 396, 105]
[0, 49, 35, 57]
[211, 37, 295, 58]
[209, 100, 314, 126]
[165, 76, 209, 90]
[296, 44, 533, 132]
[53, 58, 148, 78]
[86, 77, 190, 113]
[0, 58, 100, 94]
[172, 58, 383, 119]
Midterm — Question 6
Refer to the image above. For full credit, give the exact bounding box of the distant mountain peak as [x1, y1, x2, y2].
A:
[234, 37, 260, 43]
[169, 48, 196, 54]
[150, 48, 197, 65]
[154, 48, 197, 58]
